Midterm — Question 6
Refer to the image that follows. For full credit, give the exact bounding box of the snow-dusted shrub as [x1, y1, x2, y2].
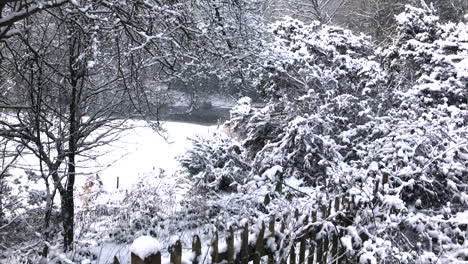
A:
[372, 3, 468, 210]
[341, 5, 468, 262]
[383, 3, 468, 106]
[252, 116, 346, 188]
[108, 175, 178, 243]
[227, 97, 285, 157]
[178, 132, 250, 192]
[179, 7, 467, 263]
[254, 17, 388, 114]
[228, 18, 390, 189]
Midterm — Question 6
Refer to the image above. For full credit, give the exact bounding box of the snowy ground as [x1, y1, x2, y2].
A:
[3, 120, 217, 263]
[9, 120, 216, 193]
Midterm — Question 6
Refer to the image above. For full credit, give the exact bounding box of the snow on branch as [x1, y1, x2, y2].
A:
[0, 0, 69, 28]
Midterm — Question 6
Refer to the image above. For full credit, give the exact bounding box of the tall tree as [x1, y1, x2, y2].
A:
[0, 0, 265, 253]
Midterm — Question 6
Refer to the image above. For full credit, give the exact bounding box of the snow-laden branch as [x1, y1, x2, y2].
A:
[0, 0, 69, 28]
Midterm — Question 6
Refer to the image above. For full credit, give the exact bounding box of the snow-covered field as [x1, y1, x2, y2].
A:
[2, 120, 218, 263]
[9, 120, 215, 193]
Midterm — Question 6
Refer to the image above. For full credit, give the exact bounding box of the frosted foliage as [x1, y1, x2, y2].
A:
[209, 8, 468, 264]
[383, 4, 468, 107]
[178, 132, 250, 192]
[256, 17, 387, 113]
[37, 4, 467, 264]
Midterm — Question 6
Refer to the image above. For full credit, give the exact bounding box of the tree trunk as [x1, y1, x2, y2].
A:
[61, 190, 74, 251]
[63, 71, 78, 251]
[42, 178, 56, 256]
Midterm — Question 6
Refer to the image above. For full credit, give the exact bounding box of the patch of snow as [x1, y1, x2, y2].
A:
[130, 236, 161, 260]
[262, 165, 283, 181]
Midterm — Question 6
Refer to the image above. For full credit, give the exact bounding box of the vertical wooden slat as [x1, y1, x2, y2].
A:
[331, 233, 339, 263]
[240, 223, 249, 264]
[211, 231, 219, 263]
[316, 236, 323, 264]
[281, 214, 288, 233]
[290, 243, 296, 264]
[268, 217, 275, 264]
[299, 215, 308, 264]
[169, 240, 182, 264]
[269, 216, 275, 233]
[334, 196, 340, 213]
[310, 211, 318, 262]
[323, 232, 329, 263]
[338, 230, 346, 263]
[307, 243, 315, 264]
[342, 195, 349, 211]
[147, 253, 161, 264]
[192, 235, 202, 264]
[227, 226, 235, 263]
[321, 205, 328, 219]
[351, 195, 356, 211]
[299, 236, 306, 264]
[383, 172, 389, 186]
[253, 222, 265, 264]
[131, 253, 144, 264]
[327, 200, 332, 217]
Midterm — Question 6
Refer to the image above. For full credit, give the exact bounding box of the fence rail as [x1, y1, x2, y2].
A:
[113, 190, 370, 264]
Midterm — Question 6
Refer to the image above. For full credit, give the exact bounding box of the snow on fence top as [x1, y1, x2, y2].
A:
[130, 236, 161, 260]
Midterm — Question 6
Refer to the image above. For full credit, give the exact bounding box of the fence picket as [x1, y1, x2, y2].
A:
[169, 240, 182, 264]
[211, 232, 219, 263]
[299, 236, 306, 263]
[321, 205, 327, 219]
[131, 253, 143, 264]
[334, 196, 340, 213]
[338, 230, 346, 263]
[253, 222, 265, 264]
[331, 233, 339, 263]
[281, 214, 288, 233]
[268, 216, 275, 264]
[149, 253, 161, 264]
[323, 232, 329, 262]
[373, 179, 380, 197]
[124, 205, 353, 264]
[290, 243, 296, 264]
[192, 235, 201, 264]
[316, 237, 323, 263]
[227, 226, 235, 262]
[307, 211, 317, 264]
[240, 223, 249, 264]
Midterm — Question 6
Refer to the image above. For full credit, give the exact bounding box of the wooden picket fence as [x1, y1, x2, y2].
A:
[113, 192, 369, 264]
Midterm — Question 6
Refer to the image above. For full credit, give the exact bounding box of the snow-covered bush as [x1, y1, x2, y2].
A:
[0, 168, 61, 262]
[178, 132, 250, 192]
[254, 17, 388, 115]
[383, 3, 468, 106]
[179, 6, 468, 263]
[372, 3, 468, 210]
[227, 97, 285, 156]
[228, 18, 390, 189]
[343, 4, 468, 262]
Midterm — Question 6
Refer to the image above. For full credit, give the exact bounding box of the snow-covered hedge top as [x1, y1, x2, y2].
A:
[257, 17, 386, 102]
